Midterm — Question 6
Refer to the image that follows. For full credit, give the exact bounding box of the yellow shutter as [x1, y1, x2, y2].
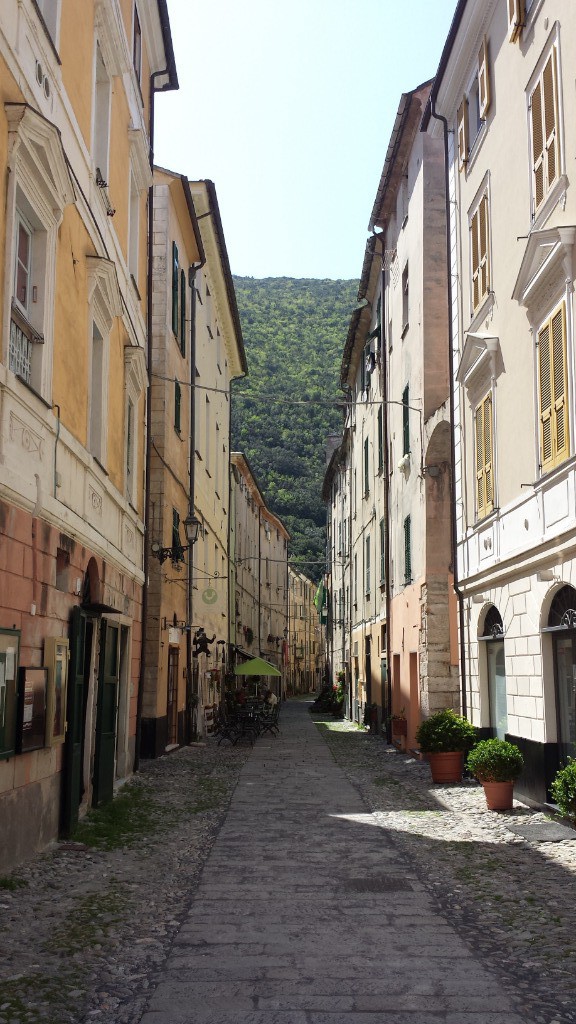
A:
[457, 98, 468, 170]
[508, 0, 524, 42]
[539, 320, 553, 470]
[539, 303, 568, 472]
[475, 394, 494, 518]
[531, 80, 544, 211]
[552, 303, 568, 464]
[542, 48, 559, 196]
[478, 37, 491, 119]
[484, 393, 494, 512]
[475, 404, 484, 513]
[479, 193, 489, 301]
[471, 206, 480, 309]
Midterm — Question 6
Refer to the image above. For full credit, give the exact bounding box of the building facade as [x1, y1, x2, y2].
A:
[0, 0, 176, 870]
[425, 0, 576, 802]
[142, 176, 247, 751]
[230, 453, 289, 699]
[287, 567, 322, 695]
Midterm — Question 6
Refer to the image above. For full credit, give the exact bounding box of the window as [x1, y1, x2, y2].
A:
[403, 515, 412, 585]
[172, 241, 179, 337]
[124, 346, 145, 506]
[180, 269, 186, 355]
[172, 508, 183, 563]
[365, 536, 371, 597]
[132, 5, 142, 84]
[457, 38, 491, 169]
[205, 397, 210, 472]
[529, 46, 560, 219]
[363, 437, 370, 496]
[470, 191, 490, 312]
[0, 629, 21, 761]
[128, 171, 139, 283]
[354, 553, 358, 607]
[377, 406, 384, 473]
[6, 106, 74, 399]
[402, 385, 410, 455]
[402, 263, 409, 333]
[508, 0, 525, 42]
[56, 548, 70, 592]
[35, 0, 59, 44]
[86, 256, 121, 466]
[93, 43, 111, 184]
[379, 518, 386, 585]
[89, 321, 105, 462]
[538, 302, 568, 473]
[174, 380, 181, 434]
[475, 392, 494, 519]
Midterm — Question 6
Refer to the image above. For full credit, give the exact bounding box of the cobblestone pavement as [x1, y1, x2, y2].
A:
[0, 703, 575, 1024]
[317, 716, 576, 1024]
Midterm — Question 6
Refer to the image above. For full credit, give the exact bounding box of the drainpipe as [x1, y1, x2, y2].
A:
[186, 259, 204, 740]
[135, 67, 173, 771]
[428, 93, 467, 718]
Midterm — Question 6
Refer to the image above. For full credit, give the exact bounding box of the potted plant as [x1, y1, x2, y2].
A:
[391, 707, 407, 737]
[550, 757, 576, 823]
[416, 708, 476, 783]
[466, 738, 524, 810]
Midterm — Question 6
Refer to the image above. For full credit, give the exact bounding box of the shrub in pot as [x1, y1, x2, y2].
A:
[416, 709, 476, 783]
[550, 757, 576, 822]
[466, 738, 524, 810]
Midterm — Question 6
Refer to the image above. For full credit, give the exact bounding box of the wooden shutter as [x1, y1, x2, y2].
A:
[180, 268, 186, 355]
[543, 49, 559, 195]
[539, 303, 568, 471]
[404, 516, 412, 584]
[457, 97, 468, 170]
[402, 384, 410, 454]
[475, 394, 494, 518]
[174, 379, 181, 433]
[471, 193, 490, 311]
[508, 0, 524, 42]
[478, 37, 491, 119]
[171, 241, 179, 335]
[531, 48, 559, 215]
[552, 303, 568, 464]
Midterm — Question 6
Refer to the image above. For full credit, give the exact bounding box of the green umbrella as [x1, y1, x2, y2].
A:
[234, 657, 281, 677]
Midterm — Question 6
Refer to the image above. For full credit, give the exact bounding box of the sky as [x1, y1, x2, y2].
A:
[155, 0, 458, 282]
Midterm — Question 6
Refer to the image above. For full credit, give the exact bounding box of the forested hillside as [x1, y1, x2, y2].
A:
[231, 276, 357, 577]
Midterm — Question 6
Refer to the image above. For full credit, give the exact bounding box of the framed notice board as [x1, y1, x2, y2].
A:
[17, 667, 48, 753]
[0, 629, 20, 760]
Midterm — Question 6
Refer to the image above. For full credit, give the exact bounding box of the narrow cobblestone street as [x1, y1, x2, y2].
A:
[2, 699, 576, 1023]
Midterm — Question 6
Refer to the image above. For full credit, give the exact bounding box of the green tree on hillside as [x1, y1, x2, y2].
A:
[231, 276, 357, 578]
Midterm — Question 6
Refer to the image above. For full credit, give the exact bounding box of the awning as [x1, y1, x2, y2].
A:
[234, 657, 281, 677]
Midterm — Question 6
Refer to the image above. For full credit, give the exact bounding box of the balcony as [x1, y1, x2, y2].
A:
[9, 303, 43, 384]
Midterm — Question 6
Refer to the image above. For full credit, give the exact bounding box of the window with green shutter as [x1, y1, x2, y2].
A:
[402, 385, 410, 455]
[377, 406, 384, 472]
[180, 268, 186, 355]
[363, 437, 370, 496]
[172, 508, 184, 563]
[539, 301, 568, 473]
[172, 241, 179, 336]
[404, 515, 412, 585]
[379, 517, 386, 585]
[365, 536, 371, 597]
[174, 379, 181, 433]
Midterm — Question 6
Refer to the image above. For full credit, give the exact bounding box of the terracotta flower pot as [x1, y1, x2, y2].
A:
[482, 780, 514, 811]
[427, 751, 464, 783]
[392, 718, 407, 737]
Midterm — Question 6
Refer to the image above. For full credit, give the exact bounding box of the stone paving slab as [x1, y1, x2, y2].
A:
[140, 701, 532, 1024]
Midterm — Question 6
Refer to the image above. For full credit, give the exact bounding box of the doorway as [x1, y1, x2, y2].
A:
[167, 646, 179, 748]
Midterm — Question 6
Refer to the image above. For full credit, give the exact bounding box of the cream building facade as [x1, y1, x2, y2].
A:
[141, 167, 204, 756]
[0, 0, 176, 870]
[230, 453, 289, 698]
[425, 0, 576, 803]
[287, 567, 321, 695]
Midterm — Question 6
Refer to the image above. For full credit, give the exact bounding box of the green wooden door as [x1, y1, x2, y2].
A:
[93, 620, 119, 807]
[61, 607, 86, 836]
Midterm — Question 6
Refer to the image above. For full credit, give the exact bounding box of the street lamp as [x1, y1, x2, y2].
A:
[151, 513, 201, 564]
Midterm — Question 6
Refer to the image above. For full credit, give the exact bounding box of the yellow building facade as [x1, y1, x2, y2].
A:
[0, 0, 176, 870]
